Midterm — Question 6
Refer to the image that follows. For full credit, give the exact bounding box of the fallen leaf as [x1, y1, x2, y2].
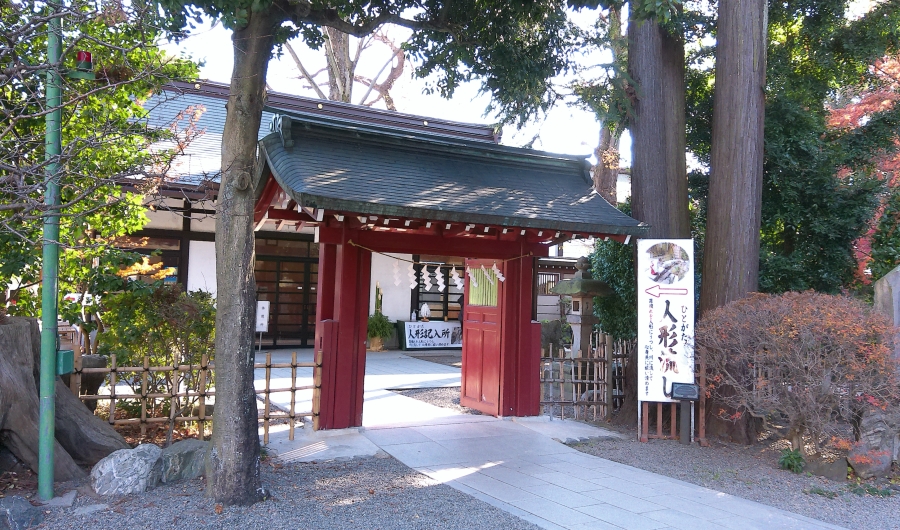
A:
[368, 489, 375, 495]
[214, 503, 223, 515]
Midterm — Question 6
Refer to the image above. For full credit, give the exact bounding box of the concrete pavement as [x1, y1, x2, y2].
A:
[255, 350, 845, 530]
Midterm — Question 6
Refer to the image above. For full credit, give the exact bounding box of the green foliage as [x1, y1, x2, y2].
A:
[869, 188, 900, 281]
[684, 0, 900, 294]
[779, 448, 806, 473]
[806, 486, 838, 499]
[98, 285, 216, 417]
[1, 1, 198, 295]
[589, 202, 636, 341]
[367, 311, 394, 339]
[848, 481, 894, 497]
[157, 0, 576, 127]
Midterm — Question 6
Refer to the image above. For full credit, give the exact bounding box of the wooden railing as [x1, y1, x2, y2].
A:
[68, 350, 321, 444]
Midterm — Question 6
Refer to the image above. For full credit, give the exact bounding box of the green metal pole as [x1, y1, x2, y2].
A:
[38, 4, 62, 501]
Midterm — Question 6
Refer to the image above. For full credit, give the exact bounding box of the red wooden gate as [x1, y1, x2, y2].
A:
[461, 259, 503, 415]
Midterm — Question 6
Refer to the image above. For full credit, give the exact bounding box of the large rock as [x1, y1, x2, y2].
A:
[152, 439, 209, 486]
[873, 265, 900, 360]
[848, 443, 892, 479]
[90, 444, 161, 496]
[805, 457, 848, 482]
[0, 496, 43, 530]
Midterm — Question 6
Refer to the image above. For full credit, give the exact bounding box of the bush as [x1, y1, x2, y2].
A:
[778, 448, 805, 473]
[696, 291, 899, 454]
[98, 284, 215, 422]
[367, 311, 394, 339]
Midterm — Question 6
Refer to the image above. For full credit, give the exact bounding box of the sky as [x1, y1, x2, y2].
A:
[160, 14, 631, 167]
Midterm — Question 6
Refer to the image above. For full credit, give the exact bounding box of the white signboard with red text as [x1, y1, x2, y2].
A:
[636, 239, 695, 403]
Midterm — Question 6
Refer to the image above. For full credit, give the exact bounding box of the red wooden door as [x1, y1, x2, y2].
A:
[461, 259, 503, 415]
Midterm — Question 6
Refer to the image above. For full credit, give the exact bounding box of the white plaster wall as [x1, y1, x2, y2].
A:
[144, 208, 184, 230]
[369, 252, 413, 322]
[187, 240, 217, 296]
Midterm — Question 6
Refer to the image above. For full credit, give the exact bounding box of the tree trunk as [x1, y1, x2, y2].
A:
[700, 1, 767, 443]
[617, 18, 689, 427]
[325, 28, 354, 103]
[592, 126, 620, 204]
[206, 9, 280, 506]
[628, 18, 690, 241]
[699, 2, 767, 314]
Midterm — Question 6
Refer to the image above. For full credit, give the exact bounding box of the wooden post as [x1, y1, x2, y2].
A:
[199, 354, 208, 440]
[108, 354, 117, 425]
[263, 352, 271, 444]
[289, 351, 297, 441]
[141, 355, 149, 438]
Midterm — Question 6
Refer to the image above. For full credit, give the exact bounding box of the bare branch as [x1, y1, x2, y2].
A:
[284, 41, 327, 99]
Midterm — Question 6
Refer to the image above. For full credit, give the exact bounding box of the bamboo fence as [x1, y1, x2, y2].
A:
[68, 350, 320, 443]
[539, 333, 630, 422]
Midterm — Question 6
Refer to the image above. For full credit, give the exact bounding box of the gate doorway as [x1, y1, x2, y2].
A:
[461, 259, 503, 415]
[254, 256, 318, 347]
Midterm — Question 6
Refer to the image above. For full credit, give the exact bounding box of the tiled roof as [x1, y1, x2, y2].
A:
[260, 114, 648, 236]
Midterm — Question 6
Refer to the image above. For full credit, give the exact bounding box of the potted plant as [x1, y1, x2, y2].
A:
[367, 311, 393, 351]
[367, 282, 393, 351]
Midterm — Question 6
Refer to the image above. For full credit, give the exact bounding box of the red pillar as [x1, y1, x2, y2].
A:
[315, 243, 338, 429]
[330, 226, 371, 428]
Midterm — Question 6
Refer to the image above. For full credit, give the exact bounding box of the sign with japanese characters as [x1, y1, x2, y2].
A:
[255, 301, 270, 333]
[401, 321, 463, 349]
[636, 239, 695, 403]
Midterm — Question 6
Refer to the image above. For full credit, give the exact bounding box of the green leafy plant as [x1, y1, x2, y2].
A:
[367, 311, 394, 340]
[848, 481, 893, 497]
[779, 448, 806, 473]
[806, 486, 838, 499]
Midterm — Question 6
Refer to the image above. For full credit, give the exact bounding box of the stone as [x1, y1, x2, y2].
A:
[153, 439, 209, 486]
[40, 490, 77, 508]
[0, 496, 43, 530]
[805, 457, 848, 482]
[0, 447, 27, 475]
[848, 443, 893, 479]
[90, 444, 161, 496]
[874, 265, 900, 328]
[72, 504, 107, 517]
[874, 265, 900, 360]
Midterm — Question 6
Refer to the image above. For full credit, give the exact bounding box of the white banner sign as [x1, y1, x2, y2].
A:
[402, 321, 463, 349]
[255, 301, 270, 333]
[636, 239, 695, 403]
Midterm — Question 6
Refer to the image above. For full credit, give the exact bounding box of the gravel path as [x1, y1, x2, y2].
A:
[573, 427, 900, 530]
[38, 456, 540, 530]
[392, 387, 482, 415]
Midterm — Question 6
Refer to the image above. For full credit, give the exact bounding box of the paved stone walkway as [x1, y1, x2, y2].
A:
[256, 350, 846, 530]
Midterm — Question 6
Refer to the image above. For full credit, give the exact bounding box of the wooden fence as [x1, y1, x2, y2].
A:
[68, 350, 320, 444]
[539, 333, 632, 422]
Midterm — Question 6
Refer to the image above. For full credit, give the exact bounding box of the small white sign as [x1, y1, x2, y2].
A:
[256, 301, 270, 333]
[636, 239, 695, 403]
[402, 321, 462, 349]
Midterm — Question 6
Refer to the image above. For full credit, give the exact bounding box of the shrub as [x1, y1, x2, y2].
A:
[696, 291, 899, 454]
[367, 311, 394, 339]
[778, 448, 805, 473]
[98, 284, 215, 424]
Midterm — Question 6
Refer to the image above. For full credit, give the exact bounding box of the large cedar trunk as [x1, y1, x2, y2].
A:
[618, 18, 690, 426]
[700, 1, 768, 443]
[206, 9, 280, 506]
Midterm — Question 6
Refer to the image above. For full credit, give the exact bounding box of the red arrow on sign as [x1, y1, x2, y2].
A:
[644, 285, 689, 298]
